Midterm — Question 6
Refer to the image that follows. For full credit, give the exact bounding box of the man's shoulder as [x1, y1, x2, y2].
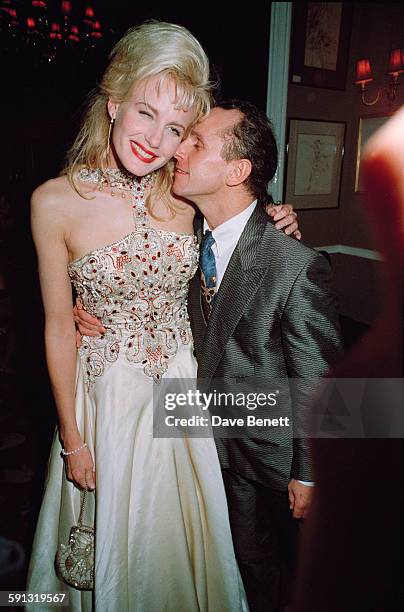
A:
[261, 216, 325, 269]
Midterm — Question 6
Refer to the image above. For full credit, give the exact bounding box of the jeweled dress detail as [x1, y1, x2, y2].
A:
[27, 170, 248, 612]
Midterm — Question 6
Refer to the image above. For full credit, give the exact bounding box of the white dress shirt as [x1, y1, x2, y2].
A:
[203, 201, 314, 488]
[203, 200, 257, 290]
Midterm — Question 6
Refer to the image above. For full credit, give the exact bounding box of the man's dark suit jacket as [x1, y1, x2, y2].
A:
[188, 204, 342, 490]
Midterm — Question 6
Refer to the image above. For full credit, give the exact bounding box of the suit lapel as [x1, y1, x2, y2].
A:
[188, 272, 207, 356]
[194, 221, 208, 325]
[197, 205, 270, 381]
[187, 216, 208, 359]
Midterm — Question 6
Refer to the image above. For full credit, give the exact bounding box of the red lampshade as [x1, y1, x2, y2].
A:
[355, 59, 374, 84]
[61, 1, 72, 15]
[83, 6, 95, 26]
[388, 48, 404, 75]
[27, 17, 36, 28]
[68, 25, 79, 42]
[50, 22, 62, 40]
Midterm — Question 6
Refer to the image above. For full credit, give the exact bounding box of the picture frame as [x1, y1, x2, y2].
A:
[290, 2, 353, 90]
[285, 119, 346, 210]
[355, 114, 392, 192]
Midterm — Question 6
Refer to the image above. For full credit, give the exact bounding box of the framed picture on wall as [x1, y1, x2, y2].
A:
[355, 114, 392, 192]
[285, 118, 346, 210]
[290, 2, 353, 90]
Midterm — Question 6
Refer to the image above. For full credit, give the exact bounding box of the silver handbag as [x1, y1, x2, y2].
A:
[55, 490, 94, 590]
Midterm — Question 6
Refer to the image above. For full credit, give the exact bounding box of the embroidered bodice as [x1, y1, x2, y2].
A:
[68, 170, 199, 387]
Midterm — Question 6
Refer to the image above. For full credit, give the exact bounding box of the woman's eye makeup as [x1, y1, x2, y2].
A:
[136, 105, 184, 138]
[169, 127, 181, 137]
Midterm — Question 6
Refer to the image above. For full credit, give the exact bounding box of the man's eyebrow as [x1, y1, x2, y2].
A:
[190, 128, 206, 143]
[136, 101, 186, 131]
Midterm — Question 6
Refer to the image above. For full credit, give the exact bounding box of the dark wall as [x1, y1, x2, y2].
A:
[3, 0, 271, 190]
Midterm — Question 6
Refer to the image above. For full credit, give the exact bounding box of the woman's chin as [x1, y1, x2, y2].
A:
[122, 157, 167, 177]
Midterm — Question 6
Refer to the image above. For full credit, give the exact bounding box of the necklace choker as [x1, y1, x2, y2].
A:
[77, 167, 154, 200]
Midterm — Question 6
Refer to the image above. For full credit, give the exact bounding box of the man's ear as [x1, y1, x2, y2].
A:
[226, 159, 252, 187]
[107, 98, 119, 120]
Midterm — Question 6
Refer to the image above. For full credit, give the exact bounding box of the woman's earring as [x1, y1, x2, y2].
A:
[106, 115, 115, 160]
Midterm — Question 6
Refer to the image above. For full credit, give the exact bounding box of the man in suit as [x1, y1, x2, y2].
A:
[172, 100, 342, 612]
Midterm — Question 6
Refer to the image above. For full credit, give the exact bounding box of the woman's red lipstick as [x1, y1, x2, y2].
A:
[130, 141, 157, 163]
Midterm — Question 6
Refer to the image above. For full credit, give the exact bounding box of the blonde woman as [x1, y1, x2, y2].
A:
[27, 20, 297, 611]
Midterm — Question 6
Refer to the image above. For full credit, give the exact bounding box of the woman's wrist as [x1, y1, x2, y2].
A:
[59, 426, 82, 449]
[61, 442, 87, 456]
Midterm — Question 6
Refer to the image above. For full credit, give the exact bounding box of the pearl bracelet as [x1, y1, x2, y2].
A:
[61, 442, 87, 456]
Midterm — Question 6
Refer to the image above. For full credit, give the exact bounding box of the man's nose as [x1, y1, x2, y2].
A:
[174, 142, 186, 160]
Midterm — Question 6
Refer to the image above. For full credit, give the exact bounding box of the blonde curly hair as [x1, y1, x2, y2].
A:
[62, 20, 212, 216]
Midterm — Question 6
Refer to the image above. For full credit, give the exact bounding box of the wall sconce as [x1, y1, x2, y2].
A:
[355, 49, 404, 106]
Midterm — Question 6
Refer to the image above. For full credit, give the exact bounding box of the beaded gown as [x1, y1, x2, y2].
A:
[27, 171, 248, 612]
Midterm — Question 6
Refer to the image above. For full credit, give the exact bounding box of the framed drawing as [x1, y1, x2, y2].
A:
[290, 2, 353, 90]
[355, 114, 392, 192]
[285, 119, 345, 210]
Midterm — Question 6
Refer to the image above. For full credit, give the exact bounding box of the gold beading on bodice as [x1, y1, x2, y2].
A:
[68, 170, 199, 387]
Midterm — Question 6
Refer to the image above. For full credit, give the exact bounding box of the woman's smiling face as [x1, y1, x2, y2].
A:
[107, 75, 196, 176]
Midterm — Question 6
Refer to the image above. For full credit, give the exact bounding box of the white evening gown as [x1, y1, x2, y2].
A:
[27, 180, 248, 612]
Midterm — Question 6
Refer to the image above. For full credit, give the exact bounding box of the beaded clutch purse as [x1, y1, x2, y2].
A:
[55, 490, 94, 590]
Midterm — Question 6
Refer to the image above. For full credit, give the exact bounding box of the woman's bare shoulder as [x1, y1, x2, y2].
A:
[30, 176, 90, 227]
[31, 175, 74, 208]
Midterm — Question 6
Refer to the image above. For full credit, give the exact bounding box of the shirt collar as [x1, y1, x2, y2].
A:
[203, 200, 257, 257]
